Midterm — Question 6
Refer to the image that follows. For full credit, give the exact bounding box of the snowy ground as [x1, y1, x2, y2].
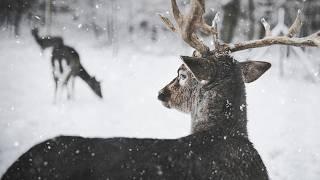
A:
[0, 29, 320, 180]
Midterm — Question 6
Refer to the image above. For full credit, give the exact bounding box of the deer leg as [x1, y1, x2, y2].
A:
[55, 77, 63, 103]
[60, 60, 72, 100]
[66, 82, 72, 100]
[51, 57, 60, 104]
[53, 75, 58, 104]
[64, 73, 73, 100]
[52, 58, 69, 103]
[53, 75, 63, 104]
[70, 76, 75, 100]
[59, 59, 63, 74]
[68, 76, 76, 100]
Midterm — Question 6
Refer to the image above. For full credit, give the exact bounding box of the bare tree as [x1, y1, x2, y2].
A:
[248, 0, 255, 40]
[0, 0, 37, 36]
[105, 0, 119, 57]
[301, 0, 320, 37]
[45, 0, 52, 35]
[221, 0, 240, 43]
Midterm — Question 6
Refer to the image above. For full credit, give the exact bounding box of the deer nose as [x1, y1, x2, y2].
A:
[158, 90, 168, 101]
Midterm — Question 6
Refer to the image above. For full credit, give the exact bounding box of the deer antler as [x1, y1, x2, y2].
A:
[287, 9, 303, 38]
[261, 18, 272, 37]
[223, 9, 320, 53]
[160, 1, 319, 56]
[159, 0, 217, 56]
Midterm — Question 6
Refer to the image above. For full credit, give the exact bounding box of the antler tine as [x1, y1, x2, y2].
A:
[158, 0, 183, 33]
[212, 11, 220, 34]
[199, 20, 217, 36]
[181, 0, 210, 55]
[307, 31, 320, 46]
[226, 31, 320, 52]
[261, 18, 272, 37]
[159, 0, 211, 56]
[224, 9, 320, 53]
[287, 9, 303, 38]
[158, 14, 177, 32]
[211, 11, 221, 49]
[171, 0, 183, 26]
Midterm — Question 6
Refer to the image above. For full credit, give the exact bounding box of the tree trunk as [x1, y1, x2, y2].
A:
[258, 0, 274, 39]
[221, 0, 240, 43]
[111, 0, 119, 58]
[13, 11, 21, 36]
[248, 0, 255, 40]
[45, 0, 52, 35]
[301, 0, 320, 37]
[106, 0, 113, 45]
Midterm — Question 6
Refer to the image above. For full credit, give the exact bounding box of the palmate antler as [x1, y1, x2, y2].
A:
[159, 0, 320, 57]
[159, 0, 216, 56]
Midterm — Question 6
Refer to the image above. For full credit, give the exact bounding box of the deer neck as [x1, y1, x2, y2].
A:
[32, 33, 43, 48]
[78, 66, 96, 88]
[191, 71, 248, 138]
[78, 66, 92, 82]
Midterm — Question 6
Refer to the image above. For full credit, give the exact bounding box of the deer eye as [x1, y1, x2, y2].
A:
[178, 70, 188, 86]
[179, 74, 187, 80]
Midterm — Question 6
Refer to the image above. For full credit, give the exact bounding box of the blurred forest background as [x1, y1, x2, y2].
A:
[1, 0, 320, 49]
[1, 0, 320, 180]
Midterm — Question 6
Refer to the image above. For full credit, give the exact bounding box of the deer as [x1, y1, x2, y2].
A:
[31, 28, 103, 101]
[2, 1, 319, 179]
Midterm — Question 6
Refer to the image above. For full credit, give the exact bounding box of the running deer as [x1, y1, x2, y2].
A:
[31, 28, 103, 101]
[2, 1, 319, 180]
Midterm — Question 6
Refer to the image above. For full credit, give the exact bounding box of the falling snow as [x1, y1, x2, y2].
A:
[0, 0, 320, 179]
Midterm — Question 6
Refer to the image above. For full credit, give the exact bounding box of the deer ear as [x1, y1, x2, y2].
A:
[180, 56, 215, 84]
[240, 61, 271, 83]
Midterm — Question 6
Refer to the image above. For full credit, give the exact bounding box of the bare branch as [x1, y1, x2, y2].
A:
[158, 14, 177, 32]
[226, 31, 320, 52]
[287, 9, 303, 38]
[261, 18, 272, 37]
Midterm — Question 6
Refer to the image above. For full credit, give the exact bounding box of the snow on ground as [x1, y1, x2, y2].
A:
[0, 30, 320, 180]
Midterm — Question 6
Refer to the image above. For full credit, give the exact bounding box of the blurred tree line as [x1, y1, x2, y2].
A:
[213, 0, 320, 42]
[0, 0, 37, 36]
[0, 0, 319, 42]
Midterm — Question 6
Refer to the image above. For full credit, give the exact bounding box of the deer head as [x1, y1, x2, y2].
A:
[158, 0, 319, 135]
[158, 55, 270, 135]
[31, 27, 64, 49]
